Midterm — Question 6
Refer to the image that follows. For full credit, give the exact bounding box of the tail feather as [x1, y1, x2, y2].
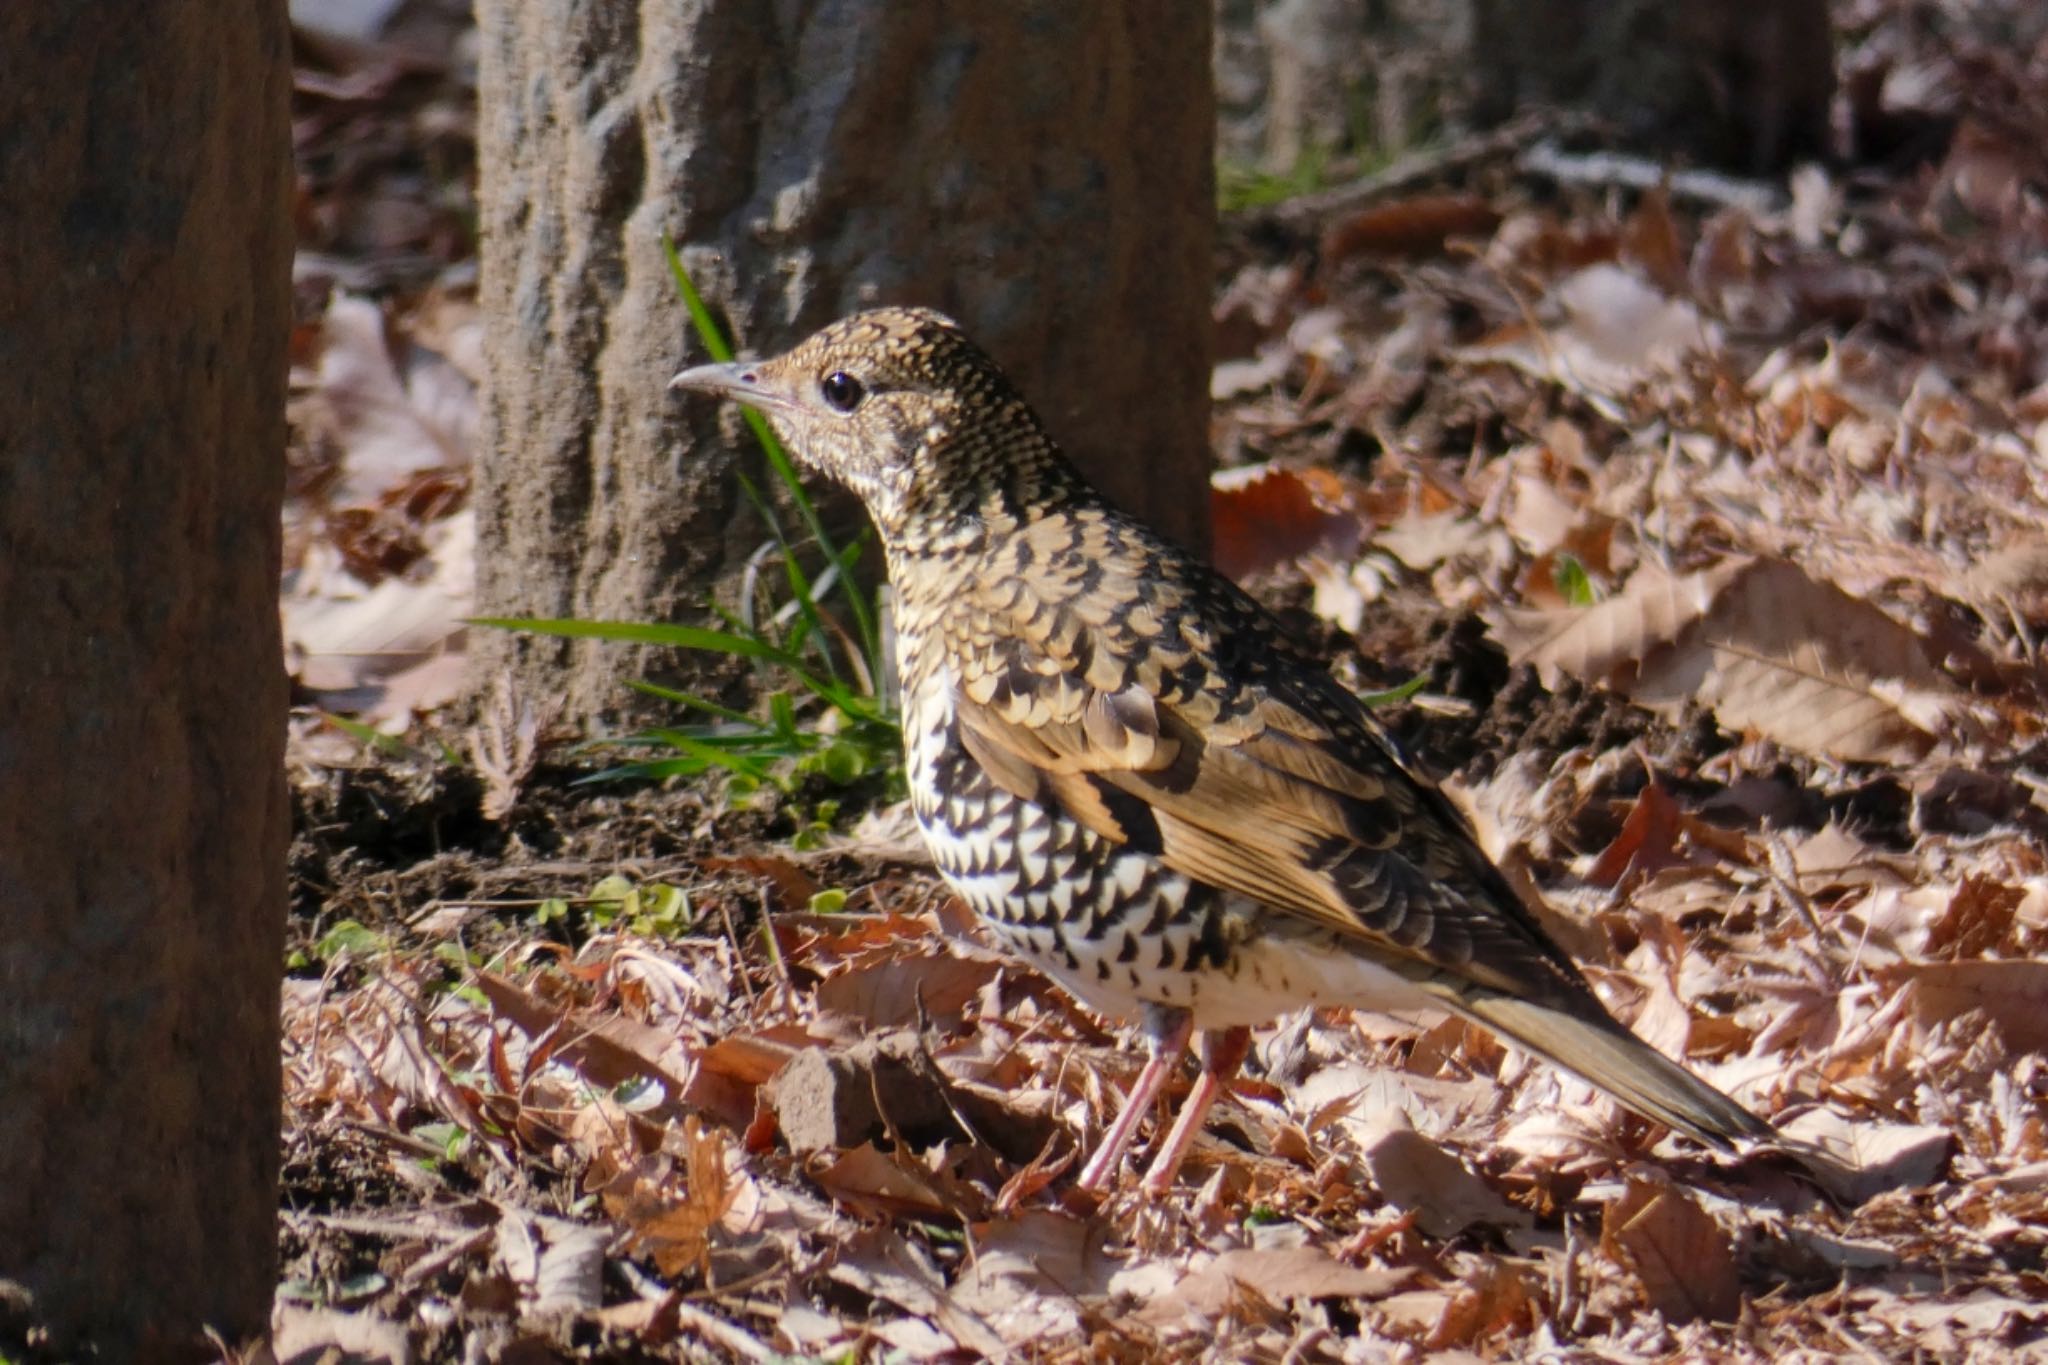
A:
[1444, 990, 1773, 1149]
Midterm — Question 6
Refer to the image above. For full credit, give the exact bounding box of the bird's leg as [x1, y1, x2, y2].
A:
[1139, 1024, 1252, 1194]
[1076, 1002, 1194, 1194]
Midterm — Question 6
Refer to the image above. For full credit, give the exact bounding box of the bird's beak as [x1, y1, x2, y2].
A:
[668, 361, 748, 396]
[669, 361, 798, 415]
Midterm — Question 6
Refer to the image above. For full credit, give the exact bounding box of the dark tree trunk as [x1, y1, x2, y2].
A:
[0, 4, 292, 1359]
[1228, 0, 1835, 178]
[1471, 0, 1836, 173]
[473, 0, 1215, 726]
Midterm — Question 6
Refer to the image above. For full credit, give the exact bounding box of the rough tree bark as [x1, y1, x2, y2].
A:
[0, 5, 292, 1360]
[474, 1, 1215, 726]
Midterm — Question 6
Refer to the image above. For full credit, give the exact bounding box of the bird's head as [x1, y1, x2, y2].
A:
[670, 306, 1072, 543]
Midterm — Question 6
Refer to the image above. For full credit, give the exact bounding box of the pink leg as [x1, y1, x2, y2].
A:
[1077, 1004, 1194, 1194]
[1139, 1025, 1252, 1194]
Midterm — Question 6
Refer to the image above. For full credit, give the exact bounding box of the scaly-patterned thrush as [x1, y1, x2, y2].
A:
[672, 307, 1773, 1193]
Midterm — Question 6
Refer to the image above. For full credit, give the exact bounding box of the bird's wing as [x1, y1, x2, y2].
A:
[945, 594, 1591, 1007]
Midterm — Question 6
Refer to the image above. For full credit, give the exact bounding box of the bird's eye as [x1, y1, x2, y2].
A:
[819, 371, 866, 412]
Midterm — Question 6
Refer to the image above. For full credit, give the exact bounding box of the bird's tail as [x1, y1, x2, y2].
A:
[1442, 989, 1774, 1149]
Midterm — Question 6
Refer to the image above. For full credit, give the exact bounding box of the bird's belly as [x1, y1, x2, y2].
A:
[906, 702, 1428, 1029]
[1013, 908, 1431, 1029]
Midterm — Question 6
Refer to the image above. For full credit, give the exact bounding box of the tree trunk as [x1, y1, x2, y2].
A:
[1470, 0, 1835, 173]
[0, 5, 292, 1360]
[474, 0, 1215, 727]
[1224, 0, 1834, 179]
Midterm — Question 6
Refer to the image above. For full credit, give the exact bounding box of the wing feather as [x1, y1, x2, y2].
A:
[950, 638, 1578, 1001]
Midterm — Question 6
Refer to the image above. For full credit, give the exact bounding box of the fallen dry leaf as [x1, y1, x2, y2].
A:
[1888, 958, 2048, 1053]
[951, 1211, 1108, 1341]
[1455, 262, 1717, 398]
[472, 968, 709, 1121]
[1320, 193, 1502, 265]
[605, 1117, 738, 1281]
[1492, 557, 1964, 762]
[1586, 780, 1688, 891]
[1361, 1125, 1528, 1240]
[1775, 1112, 1956, 1204]
[1210, 463, 1371, 582]
[1139, 1247, 1412, 1325]
[808, 1144, 959, 1220]
[1599, 1178, 1741, 1323]
[1868, 1290, 2048, 1354]
[312, 293, 476, 506]
[702, 853, 822, 913]
[826, 1229, 1008, 1357]
[1425, 1261, 1537, 1351]
[1922, 876, 2025, 960]
[284, 507, 472, 722]
[813, 954, 999, 1028]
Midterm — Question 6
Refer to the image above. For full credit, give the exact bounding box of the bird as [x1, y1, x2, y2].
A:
[670, 306, 1775, 1194]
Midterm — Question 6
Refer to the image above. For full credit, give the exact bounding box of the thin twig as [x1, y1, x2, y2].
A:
[1519, 140, 1782, 213]
[1258, 110, 1602, 229]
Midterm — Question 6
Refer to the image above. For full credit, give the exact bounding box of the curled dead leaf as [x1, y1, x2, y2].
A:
[1774, 1111, 1956, 1204]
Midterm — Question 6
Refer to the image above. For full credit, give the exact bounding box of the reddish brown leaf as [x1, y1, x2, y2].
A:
[1587, 781, 1687, 892]
[809, 1144, 954, 1218]
[699, 1030, 805, 1087]
[702, 853, 822, 913]
[814, 955, 999, 1027]
[1209, 464, 1369, 582]
[473, 969, 712, 1121]
[1622, 185, 1689, 294]
[1426, 1262, 1536, 1350]
[1320, 193, 1501, 266]
[1923, 876, 2024, 959]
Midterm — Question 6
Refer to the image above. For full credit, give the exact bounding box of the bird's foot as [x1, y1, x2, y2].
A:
[1075, 1004, 1194, 1194]
[1138, 1025, 1252, 1194]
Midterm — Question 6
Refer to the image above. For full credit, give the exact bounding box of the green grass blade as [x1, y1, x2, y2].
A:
[626, 680, 763, 727]
[317, 711, 420, 759]
[640, 726, 808, 758]
[666, 243, 736, 365]
[579, 756, 728, 785]
[1356, 672, 1430, 708]
[735, 468, 836, 678]
[662, 233, 881, 674]
[472, 615, 790, 663]
[473, 615, 853, 703]
[631, 729, 776, 780]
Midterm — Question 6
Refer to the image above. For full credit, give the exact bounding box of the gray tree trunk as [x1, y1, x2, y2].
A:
[0, 3, 292, 1358]
[474, 0, 1215, 727]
